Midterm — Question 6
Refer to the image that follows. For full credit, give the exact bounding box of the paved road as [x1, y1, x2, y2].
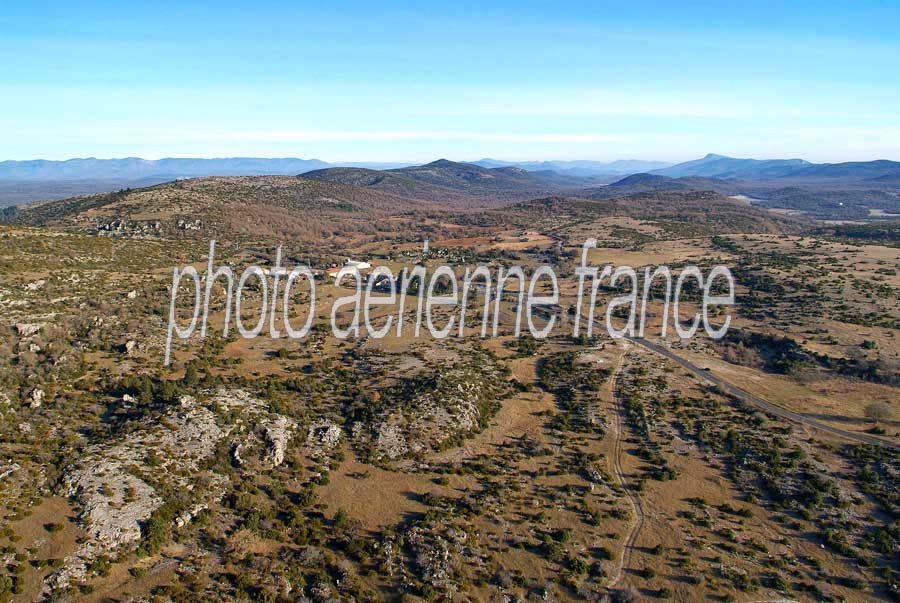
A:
[628, 337, 900, 451]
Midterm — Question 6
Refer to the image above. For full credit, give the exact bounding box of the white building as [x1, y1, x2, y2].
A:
[344, 258, 371, 270]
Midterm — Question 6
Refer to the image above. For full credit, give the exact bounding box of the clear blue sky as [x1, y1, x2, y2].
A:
[2, 1, 898, 163]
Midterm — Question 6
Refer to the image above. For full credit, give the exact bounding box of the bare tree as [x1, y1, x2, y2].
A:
[864, 401, 893, 424]
[613, 588, 642, 603]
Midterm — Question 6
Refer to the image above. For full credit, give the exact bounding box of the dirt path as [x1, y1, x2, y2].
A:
[606, 341, 645, 590]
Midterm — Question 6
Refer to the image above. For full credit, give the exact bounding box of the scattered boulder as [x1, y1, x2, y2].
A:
[29, 388, 45, 408]
[15, 322, 44, 337]
[175, 502, 209, 528]
[232, 442, 247, 466]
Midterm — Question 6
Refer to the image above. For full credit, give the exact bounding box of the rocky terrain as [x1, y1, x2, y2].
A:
[0, 170, 897, 603]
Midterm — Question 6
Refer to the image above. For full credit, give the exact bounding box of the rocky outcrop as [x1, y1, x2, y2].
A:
[264, 416, 296, 468]
[405, 524, 482, 601]
[375, 423, 409, 460]
[355, 359, 511, 462]
[45, 399, 225, 594]
[305, 420, 343, 460]
[0, 463, 20, 480]
[210, 388, 298, 469]
[43, 386, 299, 598]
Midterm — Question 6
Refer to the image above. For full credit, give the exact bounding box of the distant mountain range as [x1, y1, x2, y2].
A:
[649, 153, 809, 179]
[6, 156, 900, 226]
[649, 153, 900, 182]
[1, 154, 899, 207]
[471, 158, 672, 176]
[0, 157, 418, 181]
[780, 159, 900, 181]
[0, 156, 664, 183]
[3, 154, 898, 184]
[598, 166, 900, 220]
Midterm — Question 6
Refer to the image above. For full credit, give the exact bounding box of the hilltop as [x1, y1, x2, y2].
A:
[302, 159, 592, 203]
[3, 175, 431, 242]
[300, 166, 476, 204]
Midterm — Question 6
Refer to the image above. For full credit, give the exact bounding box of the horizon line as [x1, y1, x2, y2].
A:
[1, 153, 897, 166]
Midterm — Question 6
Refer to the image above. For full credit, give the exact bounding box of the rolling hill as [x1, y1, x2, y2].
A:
[583, 173, 737, 198]
[3, 175, 431, 242]
[300, 166, 477, 204]
[507, 190, 800, 235]
[387, 159, 584, 196]
[593, 171, 900, 219]
[303, 159, 591, 203]
[0, 157, 410, 205]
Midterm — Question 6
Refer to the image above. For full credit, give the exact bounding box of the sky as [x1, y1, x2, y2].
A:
[1, 1, 899, 163]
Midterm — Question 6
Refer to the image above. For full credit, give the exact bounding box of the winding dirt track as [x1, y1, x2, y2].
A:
[629, 337, 900, 451]
[602, 338, 848, 602]
[606, 342, 644, 589]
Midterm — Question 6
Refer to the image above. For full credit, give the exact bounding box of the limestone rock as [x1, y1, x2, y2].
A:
[0, 463, 20, 480]
[264, 416, 296, 467]
[46, 401, 227, 594]
[15, 323, 44, 337]
[305, 421, 342, 459]
[29, 388, 45, 408]
[375, 423, 409, 460]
